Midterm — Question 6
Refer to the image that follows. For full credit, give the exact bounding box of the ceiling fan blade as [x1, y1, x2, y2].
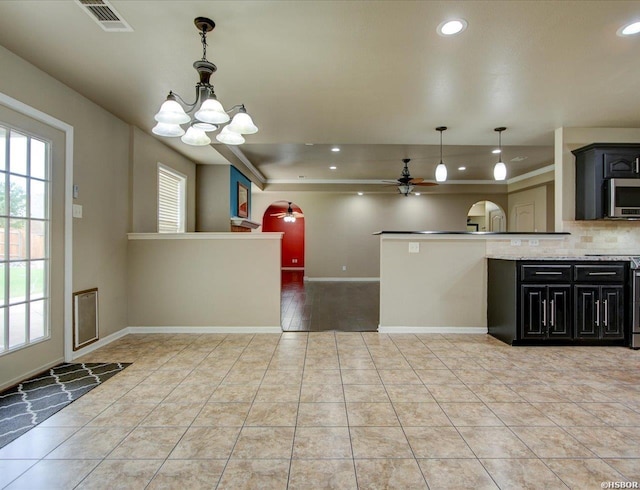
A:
[270, 213, 286, 217]
[408, 178, 424, 184]
[293, 212, 304, 217]
[381, 180, 401, 184]
[413, 182, 439, 186]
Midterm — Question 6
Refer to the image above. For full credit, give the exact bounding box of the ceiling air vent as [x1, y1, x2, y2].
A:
[75, 0, 133, 32]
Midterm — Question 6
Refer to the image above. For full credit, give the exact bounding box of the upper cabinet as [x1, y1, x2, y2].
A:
[573, 143, 640, 220]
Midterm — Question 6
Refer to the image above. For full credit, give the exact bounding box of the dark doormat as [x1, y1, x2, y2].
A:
[0, 362, 130, 449]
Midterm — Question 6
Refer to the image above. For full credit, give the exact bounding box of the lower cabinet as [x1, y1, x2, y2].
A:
[521, 285, 571, 340]
[574, 285, 625, 340]
[488, 259, 628, 346]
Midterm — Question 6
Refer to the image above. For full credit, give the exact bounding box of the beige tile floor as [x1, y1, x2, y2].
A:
[1, 332, 640, 489]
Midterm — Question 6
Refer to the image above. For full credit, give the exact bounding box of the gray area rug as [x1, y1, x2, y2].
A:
[0, 362, 130, 449]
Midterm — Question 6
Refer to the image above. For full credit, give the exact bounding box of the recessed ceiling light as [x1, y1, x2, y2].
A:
[437, 19, 468, 36]
[415, 192, 421, 196]
[305, 143, 314, 146]
[357, 192, 364, 196]
[618, 21, 640, 36]
[329, 166, 337, 170]
[492, 149, 501, 154]
[458, 166, 466, 171]
[331, 147, 340, 152]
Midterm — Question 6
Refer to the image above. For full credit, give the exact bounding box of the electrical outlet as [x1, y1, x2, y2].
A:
[510, 239, 521, 246]
[528, 239, 539, 246]
[292, 258, 297, 264]
[342, 265, 347, 271]
[72, 204, 83, 218]
[408, 242, 420, 253]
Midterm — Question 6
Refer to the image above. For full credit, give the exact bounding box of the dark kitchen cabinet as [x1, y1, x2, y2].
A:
[575, 285, 625, 340]
[521, 285, 571, 340]
[488, 259, 628, 346]
[573, 143, 640, 220]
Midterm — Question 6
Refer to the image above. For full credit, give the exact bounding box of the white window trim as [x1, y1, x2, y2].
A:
[157, 163, 186, 234]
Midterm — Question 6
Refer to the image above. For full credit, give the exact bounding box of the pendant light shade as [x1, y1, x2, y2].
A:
[493, 127, 507, 181]
[493, 161, 507, 181]
[152, 122, 186, 137]
[194, 97, 230, 124]
[216, 125, 246, 145]
[181, 126, 211, 146]
[435, 126, 448, 182]
[227, 109, 259, 134]
[154, 96, 191, 125]
[435, 163, 447, 182]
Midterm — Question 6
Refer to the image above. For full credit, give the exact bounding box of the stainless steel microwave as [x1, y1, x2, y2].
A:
[606, 178, 640, 218]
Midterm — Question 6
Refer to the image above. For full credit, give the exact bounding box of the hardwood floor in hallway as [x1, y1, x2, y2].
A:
[281, 271, 379, 332]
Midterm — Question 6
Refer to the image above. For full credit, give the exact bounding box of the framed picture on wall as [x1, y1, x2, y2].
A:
[237, 182, 249, 218]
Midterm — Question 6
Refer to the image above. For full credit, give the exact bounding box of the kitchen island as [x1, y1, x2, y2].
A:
[375, 231, 569, 333]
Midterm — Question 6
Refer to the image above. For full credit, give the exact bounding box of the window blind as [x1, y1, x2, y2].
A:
[158, 166, 185, 233]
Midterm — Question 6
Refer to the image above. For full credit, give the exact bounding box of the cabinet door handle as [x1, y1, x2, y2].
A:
[588, 272, 617, 276]
[595, 300, 600, 327]
[550, 300, 555, 327]
[535, 271, 562, 275]
[542, 299, 547, 327]
[603, 299, 608, 327]
[635, 157, 639, 174]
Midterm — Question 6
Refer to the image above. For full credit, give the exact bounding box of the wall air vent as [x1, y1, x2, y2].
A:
[75, 0, 133, 32]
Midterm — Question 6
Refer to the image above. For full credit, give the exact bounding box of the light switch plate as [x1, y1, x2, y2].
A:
[528, 239, 539, 246]
[72, 204, 83, 218]
[409, 242, 420, 253]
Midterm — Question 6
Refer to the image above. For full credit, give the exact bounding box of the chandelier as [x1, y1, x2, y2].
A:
[152, 17, 258, 146]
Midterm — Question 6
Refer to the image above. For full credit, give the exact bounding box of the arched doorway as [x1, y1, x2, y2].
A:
[262, 201, 305, 269]
[467, 200, 506, 232]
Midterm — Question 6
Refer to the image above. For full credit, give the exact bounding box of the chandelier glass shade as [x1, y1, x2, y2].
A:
[152, 17, 258, 146]
[493, 127, 507, 181]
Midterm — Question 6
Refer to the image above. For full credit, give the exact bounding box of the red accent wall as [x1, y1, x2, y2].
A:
[263, 203, 305, 268]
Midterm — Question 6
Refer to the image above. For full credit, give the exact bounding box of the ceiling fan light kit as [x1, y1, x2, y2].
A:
[493, 127, 507, 181]
[152, 17, 258, 147]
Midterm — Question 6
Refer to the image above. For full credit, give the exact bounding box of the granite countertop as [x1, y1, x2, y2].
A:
[487, 255, 637, 261]
[374, 231, 570, 235]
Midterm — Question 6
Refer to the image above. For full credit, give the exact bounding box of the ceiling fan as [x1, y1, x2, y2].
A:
[383, 158, 438, 196]
[270, 202, 304, 222]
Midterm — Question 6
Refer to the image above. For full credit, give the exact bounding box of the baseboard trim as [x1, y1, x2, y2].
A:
[128, 326, 283, 334]
[378, 326, 488, 334]
[304, 277, 380, 282]
[70, 328, 130, 361]
[0, 357, 65, 392]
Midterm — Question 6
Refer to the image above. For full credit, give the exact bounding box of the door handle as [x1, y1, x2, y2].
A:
[542, 299, 547, 327]
[535, 271, 562, 275]
[595, 300, 600, 327]
[550, 300, 555, 327]
[635, 157, 639, 174]
[603, 299, 608, 327]
[588, 272, 617, 276]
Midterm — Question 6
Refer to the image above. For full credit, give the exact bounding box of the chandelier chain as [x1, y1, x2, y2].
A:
[200, 28, 208, 61]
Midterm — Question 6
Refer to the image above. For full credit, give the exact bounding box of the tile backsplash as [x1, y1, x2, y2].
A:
[486, 221, 640, 257]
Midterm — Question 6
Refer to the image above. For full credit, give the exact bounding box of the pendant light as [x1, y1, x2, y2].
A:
[435, 126, 448, 182]
[493, 127, 507, 181]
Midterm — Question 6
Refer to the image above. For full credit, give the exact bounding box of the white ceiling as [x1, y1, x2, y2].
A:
[0, 1, 639, 188]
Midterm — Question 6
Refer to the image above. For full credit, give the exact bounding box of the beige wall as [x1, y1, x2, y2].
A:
[0, 45, 132, 387]
[196, 164, 231, 232]
[127, 235, 282, 328]
[380, 237, 487, 329]
[252, 191, 508, 278]
[131, 127, 196, 233]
